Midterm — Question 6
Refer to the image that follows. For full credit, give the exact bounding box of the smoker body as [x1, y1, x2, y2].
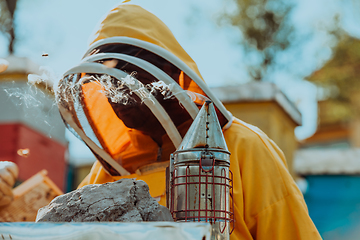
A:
[168, 102, 234, 240]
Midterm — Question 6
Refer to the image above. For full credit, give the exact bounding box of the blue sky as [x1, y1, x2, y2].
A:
[1, 0, 358, 159]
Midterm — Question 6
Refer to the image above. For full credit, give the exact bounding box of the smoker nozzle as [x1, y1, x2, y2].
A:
[177, 101, 228, 152]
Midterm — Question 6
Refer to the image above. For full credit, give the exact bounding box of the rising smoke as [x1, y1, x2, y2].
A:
[55, 72, 180, 108]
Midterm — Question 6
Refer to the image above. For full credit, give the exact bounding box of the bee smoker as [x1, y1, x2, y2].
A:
[168, 101, 234, 240]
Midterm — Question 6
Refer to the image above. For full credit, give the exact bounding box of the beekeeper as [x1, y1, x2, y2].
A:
[0, 58, 9, 73]
[0, 161, 18, 206]
[0, 60, 18, 207]
[58, 4, 320, 239]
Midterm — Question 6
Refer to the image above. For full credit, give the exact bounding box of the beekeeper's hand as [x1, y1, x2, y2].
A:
[0, 161, 18, 207]
[0, 58, 9, 73]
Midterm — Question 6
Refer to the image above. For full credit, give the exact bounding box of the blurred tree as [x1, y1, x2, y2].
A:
[220, 0, 295, 81]
[0, 0, 18, 54]
[307, 34, 360, 124]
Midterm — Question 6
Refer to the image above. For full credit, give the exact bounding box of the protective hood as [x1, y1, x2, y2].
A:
[56, 4, 232, 176]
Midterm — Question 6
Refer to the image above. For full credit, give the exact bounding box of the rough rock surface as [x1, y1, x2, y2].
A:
[36, 179, 173, 222]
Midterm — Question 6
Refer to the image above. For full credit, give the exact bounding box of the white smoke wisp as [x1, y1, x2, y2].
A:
[185, 90, 210, 105]
[56, 72, 177, 104]
[150, 81, 176, 100]
[101, 73, 138, 104]
[55, 72, 199, 113]
[3, 86, 41, 108]
[3, 79, 57, 132]
[2, 65, 62, 136]
[28, 66, 58, 90]
[55, 73, 138, 107]
[26, 65, 62, 127]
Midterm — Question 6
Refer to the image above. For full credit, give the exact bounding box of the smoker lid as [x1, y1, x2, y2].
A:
[176, 101, 229, 152]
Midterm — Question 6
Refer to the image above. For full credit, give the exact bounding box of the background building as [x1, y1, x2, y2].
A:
[212, 82, 302, 178]
[294, 36, 360, 238]
[0, 55, 67, 191]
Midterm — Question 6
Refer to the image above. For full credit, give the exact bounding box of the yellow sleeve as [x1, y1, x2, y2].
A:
[225, 118, 322, 240]
[77, 160, 167, 206]
[77, 161, 117, 189]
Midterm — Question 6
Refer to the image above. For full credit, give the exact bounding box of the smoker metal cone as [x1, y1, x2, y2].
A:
[177, 101, 229, 151]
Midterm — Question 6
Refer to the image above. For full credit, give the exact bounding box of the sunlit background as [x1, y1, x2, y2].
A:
[1, 0, 360, 238]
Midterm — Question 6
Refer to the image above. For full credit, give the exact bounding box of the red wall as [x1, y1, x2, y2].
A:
[0, 123, 67, 191]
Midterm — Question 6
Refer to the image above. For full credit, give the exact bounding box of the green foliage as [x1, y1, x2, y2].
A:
[308, 35, 360, 101]
[308, 35, 360, 119]
[220, 0, 295, 81]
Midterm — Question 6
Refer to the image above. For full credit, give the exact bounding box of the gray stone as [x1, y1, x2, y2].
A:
[36, 179, 173, 222]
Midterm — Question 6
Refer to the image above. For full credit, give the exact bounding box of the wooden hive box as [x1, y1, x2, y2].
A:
[0, 170, 63, 222]
[211, 82, 302, 178]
